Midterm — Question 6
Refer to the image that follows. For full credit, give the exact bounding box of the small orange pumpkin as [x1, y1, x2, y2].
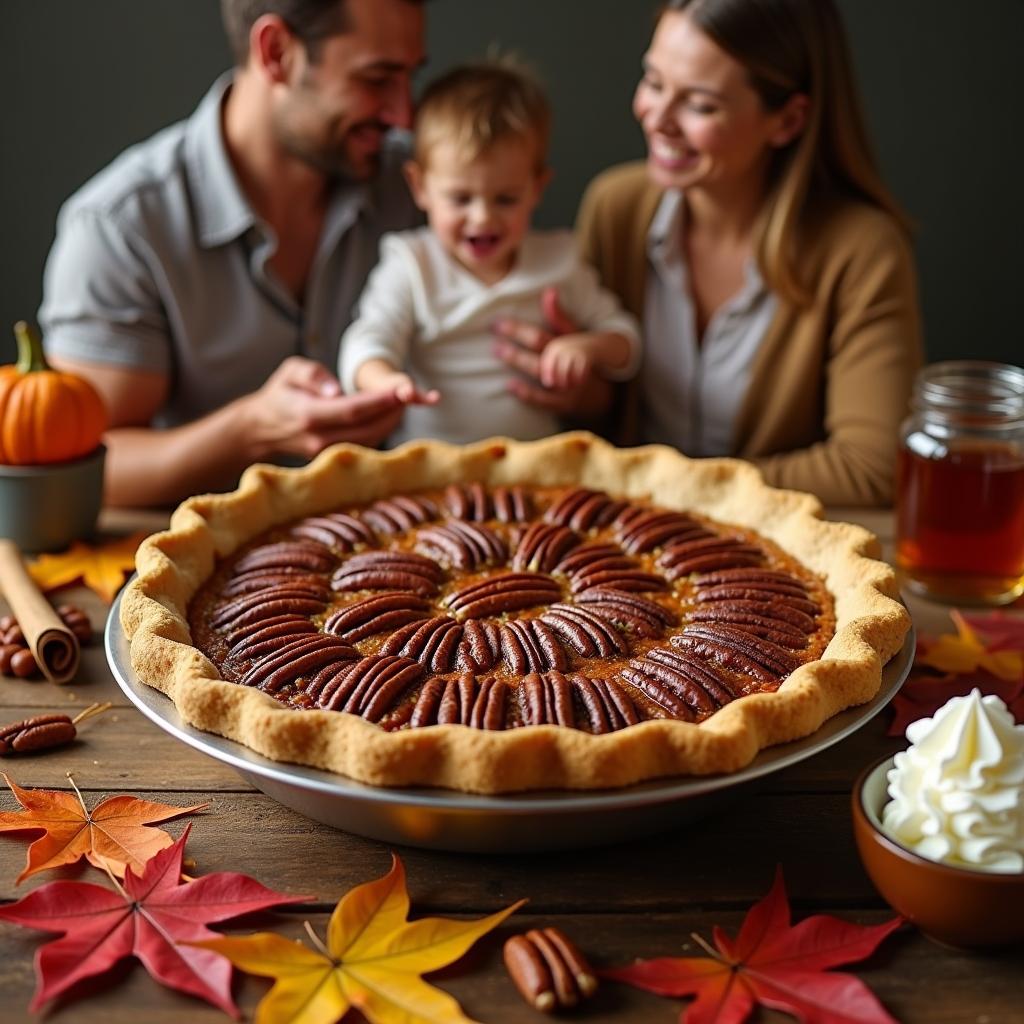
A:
[0, 322, 108, 465]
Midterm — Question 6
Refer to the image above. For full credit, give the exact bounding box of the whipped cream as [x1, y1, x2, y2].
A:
[881, 689, 1024, 873]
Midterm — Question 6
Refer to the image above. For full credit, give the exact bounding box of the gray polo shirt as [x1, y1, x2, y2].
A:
[641, 190, 777, 457]
[39, 73, 419, 429]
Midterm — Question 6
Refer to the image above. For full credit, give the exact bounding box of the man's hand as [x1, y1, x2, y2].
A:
[492, 287, 613, 416]
[240, 356, 405, 459]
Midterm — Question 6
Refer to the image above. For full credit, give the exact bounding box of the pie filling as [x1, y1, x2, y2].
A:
[188, 485, 836, 734]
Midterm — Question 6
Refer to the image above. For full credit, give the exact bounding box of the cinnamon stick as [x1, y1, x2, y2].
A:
[0, 539, 80, 684]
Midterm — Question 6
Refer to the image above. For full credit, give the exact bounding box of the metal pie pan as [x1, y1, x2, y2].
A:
[106, 590, 913, 853]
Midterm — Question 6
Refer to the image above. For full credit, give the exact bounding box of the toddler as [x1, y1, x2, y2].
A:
[338, 58, 639, 446]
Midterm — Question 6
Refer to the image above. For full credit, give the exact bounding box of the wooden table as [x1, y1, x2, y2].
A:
[1, 507, 1021, 1023]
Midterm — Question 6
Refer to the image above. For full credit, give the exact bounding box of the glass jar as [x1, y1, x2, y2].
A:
[896, 361, 1024, 605]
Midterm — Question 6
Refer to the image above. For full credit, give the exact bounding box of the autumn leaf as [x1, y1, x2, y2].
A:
[889, 610, 1024, 736]
[887, 670, 1024, 736]
[0, 772, 206, 882]
[193, 853, 525, 1024]
[0, 826, 307, 1016]
[603, 867, 902, 1024]
[918, 610, 1023, 682]
[28, 531, 147, 603]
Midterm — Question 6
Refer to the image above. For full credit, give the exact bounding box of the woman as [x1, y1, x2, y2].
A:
[504, 0, 921, 506]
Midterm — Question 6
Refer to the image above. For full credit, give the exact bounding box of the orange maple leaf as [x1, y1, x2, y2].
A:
[0, 773, 207, 883]
[28, 532, 147, 604]
[193, 853, 525, 1024]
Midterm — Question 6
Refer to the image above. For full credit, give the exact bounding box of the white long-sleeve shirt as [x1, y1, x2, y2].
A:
[339, 227, 640, 446]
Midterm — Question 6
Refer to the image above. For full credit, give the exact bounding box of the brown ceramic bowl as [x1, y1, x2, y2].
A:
[853, 755, 1024, 948]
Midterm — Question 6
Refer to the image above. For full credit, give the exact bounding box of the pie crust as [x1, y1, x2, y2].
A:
[121, 433, 910, 793]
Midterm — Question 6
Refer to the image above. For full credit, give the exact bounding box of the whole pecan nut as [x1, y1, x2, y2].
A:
[0, 714, 77, 755]
[503, 927, 597, 1012]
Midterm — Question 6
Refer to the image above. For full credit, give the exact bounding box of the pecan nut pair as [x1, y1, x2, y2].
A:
[503, 927, 597, 1012]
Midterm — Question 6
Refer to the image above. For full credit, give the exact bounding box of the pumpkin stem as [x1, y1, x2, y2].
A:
[14, 321, 50, 374]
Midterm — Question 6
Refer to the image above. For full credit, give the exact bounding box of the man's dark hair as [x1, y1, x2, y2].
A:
[220, 0, 425, 67]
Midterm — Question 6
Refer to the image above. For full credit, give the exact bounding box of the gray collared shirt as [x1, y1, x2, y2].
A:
[39, 73, 419, 429]
[641, 190, 777, 457]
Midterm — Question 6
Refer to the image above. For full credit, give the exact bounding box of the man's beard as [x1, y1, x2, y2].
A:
[274, 116, 385, 182]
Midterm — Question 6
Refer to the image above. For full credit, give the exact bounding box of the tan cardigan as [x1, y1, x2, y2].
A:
[576, 163, 923, 506]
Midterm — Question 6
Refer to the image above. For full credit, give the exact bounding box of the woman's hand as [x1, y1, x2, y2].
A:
[492, 288, 613, 416]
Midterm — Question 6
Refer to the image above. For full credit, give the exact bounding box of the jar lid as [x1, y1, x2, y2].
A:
[914, 361, 1024, 423]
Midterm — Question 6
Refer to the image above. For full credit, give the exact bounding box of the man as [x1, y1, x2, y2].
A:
[39, 0, 427, 506]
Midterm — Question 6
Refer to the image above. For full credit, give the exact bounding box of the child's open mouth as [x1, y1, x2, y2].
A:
[463, 234, 502, 258]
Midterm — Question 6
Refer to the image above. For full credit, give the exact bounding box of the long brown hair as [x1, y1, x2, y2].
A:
[663, 0, 910, 304]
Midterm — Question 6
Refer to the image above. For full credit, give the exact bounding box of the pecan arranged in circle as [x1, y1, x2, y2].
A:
[234, 539, 335, 575]
[658, 535, 765, 579]
[362, 496, 438, 534]
[544, 488, 627, 531]
[445, 482, 532, 522]
[331, 551, 444, 597]
[193, 482, 836, 736]
[416, 520, 507, 570]
[442, 572, 562, 619]
[290, 512, 375, 550]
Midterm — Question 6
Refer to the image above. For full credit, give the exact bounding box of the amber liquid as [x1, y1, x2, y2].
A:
[896, 437, 1024, 604]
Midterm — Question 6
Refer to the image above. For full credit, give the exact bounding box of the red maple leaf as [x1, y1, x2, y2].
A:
[887, 670, 1024, 736]
[0, 826, 308, 1017]
[603, 867, 902, 1024]
[956, 610, 1024, 653]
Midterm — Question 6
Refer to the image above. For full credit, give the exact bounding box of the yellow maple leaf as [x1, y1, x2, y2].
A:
[28, 531, 147, 604]
[919, 610, 1024, 682]
[193, 854, 525, 1024]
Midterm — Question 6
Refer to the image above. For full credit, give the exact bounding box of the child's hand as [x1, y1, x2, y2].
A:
[539, 337, 594, 390]
[376, 371, 440, 406]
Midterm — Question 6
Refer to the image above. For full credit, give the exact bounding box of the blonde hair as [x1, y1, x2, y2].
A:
[664, 0, 911, 305]
[413, 56, 551, 172]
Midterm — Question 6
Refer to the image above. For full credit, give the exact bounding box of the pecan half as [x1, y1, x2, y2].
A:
[544, 488, 624, 531]
[331, 551, 444, 597]
[323, 593, 432, 641]
[512, 523, 580, 573]
[312, 655, 423, 720]
[571, 675, 639, 733]
[572, 567, 668, 595]
[226, 616, 319, 661]
[413, 672, 507, 729]
[694, 584, 820, 616]
[454, 618, 502, 671]
[416, 520, 507, 570]
[362, 495, 437, 534]
[615, 508, 710, 554]
[233, 540, 335, 574]
[239, 634, 359, 693]
[442, 572, 562, 619]
[221, 571, 331, 599]
[519, 671, 575, 727]
[500, 619, 568, 674]
[574, 588, 676, 637]
[657, 536, 765, 579]
[686, 598, 816, 634]
[504, 928, 597, 1012]
[540, 604, 628, 657]
[380, 616, 464, 673]
[670, 624, 799, 681]
[290, 512, 375, 550]
[210, 586, 328, 630]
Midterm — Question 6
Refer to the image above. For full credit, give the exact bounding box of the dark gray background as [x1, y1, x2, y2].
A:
[4, 1, 1021, 366]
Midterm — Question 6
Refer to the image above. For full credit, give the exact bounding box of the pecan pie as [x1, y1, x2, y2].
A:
[121, 433, 909, 793]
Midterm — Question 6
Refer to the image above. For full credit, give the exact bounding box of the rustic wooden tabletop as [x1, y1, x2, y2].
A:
[0, 506, 1021, 1023]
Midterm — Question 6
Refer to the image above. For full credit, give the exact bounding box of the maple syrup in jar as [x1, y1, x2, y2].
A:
[896, 361, 1024, 605]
